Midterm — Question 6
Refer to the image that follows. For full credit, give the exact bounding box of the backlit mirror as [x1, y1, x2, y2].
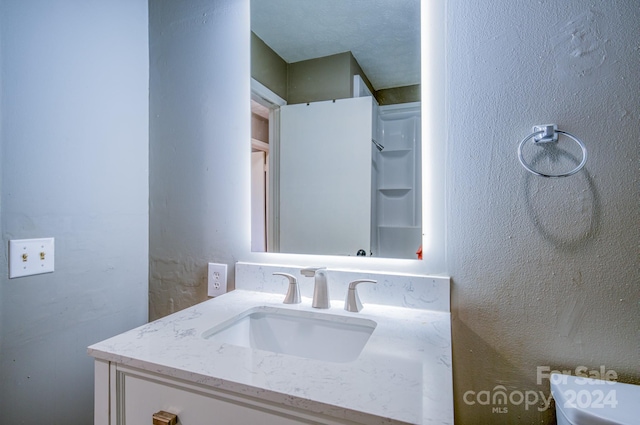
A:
[250, 0, 421, 259]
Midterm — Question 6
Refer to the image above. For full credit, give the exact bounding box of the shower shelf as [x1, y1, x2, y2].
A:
[379, 148, 412, 156]
[378, 188, 412, 197]
[373, 102, 421, 259]
[378, 225, 420, 229]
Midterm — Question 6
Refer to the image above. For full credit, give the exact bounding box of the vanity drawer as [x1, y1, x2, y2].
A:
[111, 365, 356, 425]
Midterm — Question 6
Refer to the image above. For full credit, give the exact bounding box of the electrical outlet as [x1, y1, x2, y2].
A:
[9, 238, 55, 278]
[207, 262, 228, 297]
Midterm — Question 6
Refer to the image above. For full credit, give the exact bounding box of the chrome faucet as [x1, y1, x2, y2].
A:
[344, 279, 376, 312]
[273, 272, 300, 304]
[300, 267, 329, 309]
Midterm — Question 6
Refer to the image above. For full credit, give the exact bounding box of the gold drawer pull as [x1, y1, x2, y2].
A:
[152, 410, 177, 425]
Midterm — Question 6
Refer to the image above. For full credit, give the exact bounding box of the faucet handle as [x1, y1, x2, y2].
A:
[344, 279, 376, 312]
[273, 272, 301, 304]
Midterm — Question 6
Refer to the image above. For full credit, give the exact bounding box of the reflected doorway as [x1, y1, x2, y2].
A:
[250, 99, 270, 252]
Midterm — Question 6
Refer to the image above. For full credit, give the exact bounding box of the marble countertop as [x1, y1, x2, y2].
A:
[88, 289, 452, 424]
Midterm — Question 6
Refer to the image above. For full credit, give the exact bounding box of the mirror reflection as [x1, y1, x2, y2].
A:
[250, 0, 422, 259]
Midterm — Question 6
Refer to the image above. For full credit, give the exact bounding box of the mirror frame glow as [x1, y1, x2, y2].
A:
[244, 0, 446, 273]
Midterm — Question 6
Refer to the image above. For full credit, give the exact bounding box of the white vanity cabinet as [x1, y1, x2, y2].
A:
[89, 283, 454, 425]
[95, 360, 358, 425]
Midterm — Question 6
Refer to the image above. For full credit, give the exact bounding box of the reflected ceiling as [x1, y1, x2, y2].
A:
[250, 0, 420, 90]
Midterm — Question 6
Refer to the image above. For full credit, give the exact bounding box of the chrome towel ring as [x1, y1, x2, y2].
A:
[518, 124, 587, 178]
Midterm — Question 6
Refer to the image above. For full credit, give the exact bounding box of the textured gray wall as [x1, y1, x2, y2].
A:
[0, 0, 149, 423]
[149, 0, 251, 319]
[447, 1, 640, 422]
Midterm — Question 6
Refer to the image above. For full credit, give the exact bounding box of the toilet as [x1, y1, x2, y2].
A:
[551, 372, 640, 424]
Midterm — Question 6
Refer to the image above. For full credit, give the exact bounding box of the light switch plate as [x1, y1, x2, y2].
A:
[9, 238, 55, 278]
[207, 263, 228, 297]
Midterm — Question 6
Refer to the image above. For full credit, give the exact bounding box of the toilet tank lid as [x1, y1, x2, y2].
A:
[550, 373, 640, 425]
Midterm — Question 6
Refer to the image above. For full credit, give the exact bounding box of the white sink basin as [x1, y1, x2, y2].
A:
[202, 306, 377, 363]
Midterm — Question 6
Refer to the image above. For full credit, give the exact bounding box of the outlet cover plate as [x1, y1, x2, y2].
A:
[208, 263, 228, 297]
[9, 238, 55, 278]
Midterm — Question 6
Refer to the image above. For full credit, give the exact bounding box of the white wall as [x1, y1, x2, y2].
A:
[149, 1, 639, 423]
[0, 1, 149, 423]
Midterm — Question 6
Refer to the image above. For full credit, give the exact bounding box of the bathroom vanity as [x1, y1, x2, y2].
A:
[88, 263, 453, 424]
